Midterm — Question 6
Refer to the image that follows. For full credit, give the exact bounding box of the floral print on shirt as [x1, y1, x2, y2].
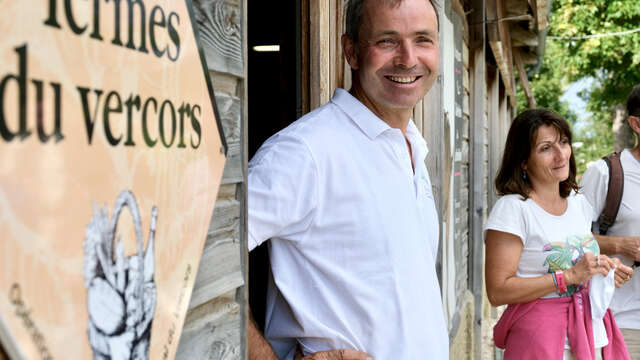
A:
[543, 234, 600, 296]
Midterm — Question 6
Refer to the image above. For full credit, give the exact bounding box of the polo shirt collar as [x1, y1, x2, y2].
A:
[331, 89, 429, 159]
[331, 88, 391, 140]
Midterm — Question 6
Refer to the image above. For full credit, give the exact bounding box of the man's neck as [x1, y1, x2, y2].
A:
[630, 144, 640, 163]
[349, 86, 413, 136]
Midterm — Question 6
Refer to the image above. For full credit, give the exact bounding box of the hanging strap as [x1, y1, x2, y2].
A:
[597, 152, 624, 236]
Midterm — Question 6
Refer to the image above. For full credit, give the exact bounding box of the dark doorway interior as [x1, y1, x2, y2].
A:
[247, 0, 302, 332]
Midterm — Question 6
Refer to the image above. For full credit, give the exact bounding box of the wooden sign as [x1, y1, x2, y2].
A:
[0, 1, 226, 359]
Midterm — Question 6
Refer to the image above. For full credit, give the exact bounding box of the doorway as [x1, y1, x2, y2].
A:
[247, 0, 303, 331]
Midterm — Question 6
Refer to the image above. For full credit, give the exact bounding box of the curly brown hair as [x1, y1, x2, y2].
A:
[495, 109, 580, 199]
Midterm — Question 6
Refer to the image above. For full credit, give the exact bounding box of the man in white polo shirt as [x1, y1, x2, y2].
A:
[248, 0, 448, 359]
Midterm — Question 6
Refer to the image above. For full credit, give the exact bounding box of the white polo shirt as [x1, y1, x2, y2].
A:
[248, 89, 448, 360]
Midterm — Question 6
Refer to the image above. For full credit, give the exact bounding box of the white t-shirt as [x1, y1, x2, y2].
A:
[485, 192, 607, 348]
[581, 149, 640, 329]
[248, 89, 448, 360]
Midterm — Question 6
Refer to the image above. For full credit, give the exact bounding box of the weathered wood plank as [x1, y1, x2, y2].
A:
[211, 71, 239, 98]
[469, 0, 486, 353]
[513, 48, 536, 108]
[207, 198, 240, 241]
[505, 0, 529, 17]
[310, 0, 330, 110]
[510, 27, 539, 47]
[193, 0, 243, 77]
[217, 183, 238, 200]
[329, 0, 337, 93]
[177, 295, 241, 360]
[190, 240, 244, 310]
[215, 93, 242, 144]
[222, 142, 243, 184]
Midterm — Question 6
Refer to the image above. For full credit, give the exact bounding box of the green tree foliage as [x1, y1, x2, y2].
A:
[551, 0, 640, 108]
[516, 41, 577, 125]
[518, 0, 640, 175]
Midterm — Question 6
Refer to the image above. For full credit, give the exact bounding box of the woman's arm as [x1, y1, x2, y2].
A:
[485, 230, 613, 307]
[485, 230, 557, 306]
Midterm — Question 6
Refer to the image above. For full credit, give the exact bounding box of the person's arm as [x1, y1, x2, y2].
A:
[595, 234, 640, 261]
[249, 310, 278, 360]
[485, 230, 612, 307]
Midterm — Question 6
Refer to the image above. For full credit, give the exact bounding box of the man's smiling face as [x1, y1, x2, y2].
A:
[348, 0, 440, 113]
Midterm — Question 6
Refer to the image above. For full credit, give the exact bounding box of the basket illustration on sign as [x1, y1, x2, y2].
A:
[82, 190, 158, 360]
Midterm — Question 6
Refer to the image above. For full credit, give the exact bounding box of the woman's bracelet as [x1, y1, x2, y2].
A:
[551, 272, 558, 289]
[555, 270, 567, 294]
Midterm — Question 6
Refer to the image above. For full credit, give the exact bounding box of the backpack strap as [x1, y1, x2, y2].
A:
[596, 152, 624, 235]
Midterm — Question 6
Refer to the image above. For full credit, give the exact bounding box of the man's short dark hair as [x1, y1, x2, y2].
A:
[345, 0, 440, 49]
[627, 85, 640, 118]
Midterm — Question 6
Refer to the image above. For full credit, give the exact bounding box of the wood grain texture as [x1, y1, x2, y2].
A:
[215, 93, 243, 144]
[513, 49, 536, 108]
[310, 0, 330, 110]
[193, 0, 243, 77]
[469, 0, 486, 353]
[177, 1, 246, 359]
[189, 239, 244, 310]
[177, 294, 241, 360]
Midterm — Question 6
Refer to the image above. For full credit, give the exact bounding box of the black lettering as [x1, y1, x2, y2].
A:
[159, 100, 175, 147]
[64, 0, 88, 34]
[126, 0, 148, 53]
[177, 102, 189, 148]
[90, 0, 103, 40]
[0, 45, 30, 142]
[77, 87, 103, 144]
[32, 80, 64, 143]
[103, 91, 123, 145]
[149, 6, 166, 58]
[44, 0, 62, 28]
[190, 104, 201, 148]
[124, 94, 141, 146]
[167, 12, 180, 61]
[142, 97, 157, 147]
[111, 0, 124, 46]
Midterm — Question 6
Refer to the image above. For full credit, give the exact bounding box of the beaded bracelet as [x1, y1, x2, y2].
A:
[551, 272, 558, 289]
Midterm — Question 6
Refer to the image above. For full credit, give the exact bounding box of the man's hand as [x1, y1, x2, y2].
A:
[618, 236, 640, 261]
[610, 256, 635, 288]
[294, 349, 372, 360]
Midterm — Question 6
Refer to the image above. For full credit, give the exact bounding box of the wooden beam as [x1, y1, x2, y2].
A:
[514, 48, 536, 108]
[505, 0, 529, 17]
[510, 26, 539, 47]
[486, 0, 500, 43]
[519, 49, 538, 65]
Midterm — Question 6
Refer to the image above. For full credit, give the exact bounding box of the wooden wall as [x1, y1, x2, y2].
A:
[176, 0, 247, 359]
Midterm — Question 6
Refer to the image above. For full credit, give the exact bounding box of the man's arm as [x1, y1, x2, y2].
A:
[249, 308, 372, 360]
[595, 234, 640, 261]
[249, 309, 278, 360]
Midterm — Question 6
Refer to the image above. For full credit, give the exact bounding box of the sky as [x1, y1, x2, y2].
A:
[560, 77, 595, 130]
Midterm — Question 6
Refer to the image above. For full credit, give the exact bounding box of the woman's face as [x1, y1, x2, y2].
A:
[524, 125, 572, 188]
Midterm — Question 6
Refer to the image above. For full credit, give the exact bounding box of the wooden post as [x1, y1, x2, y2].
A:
[513, 48, 536, 109]
[469, 0, 486, 358]
[310, 0, 330, 110]
[488, 68, 501, 210]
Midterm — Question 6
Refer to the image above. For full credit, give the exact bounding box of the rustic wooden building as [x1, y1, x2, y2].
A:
[173, 0, 550, 359]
